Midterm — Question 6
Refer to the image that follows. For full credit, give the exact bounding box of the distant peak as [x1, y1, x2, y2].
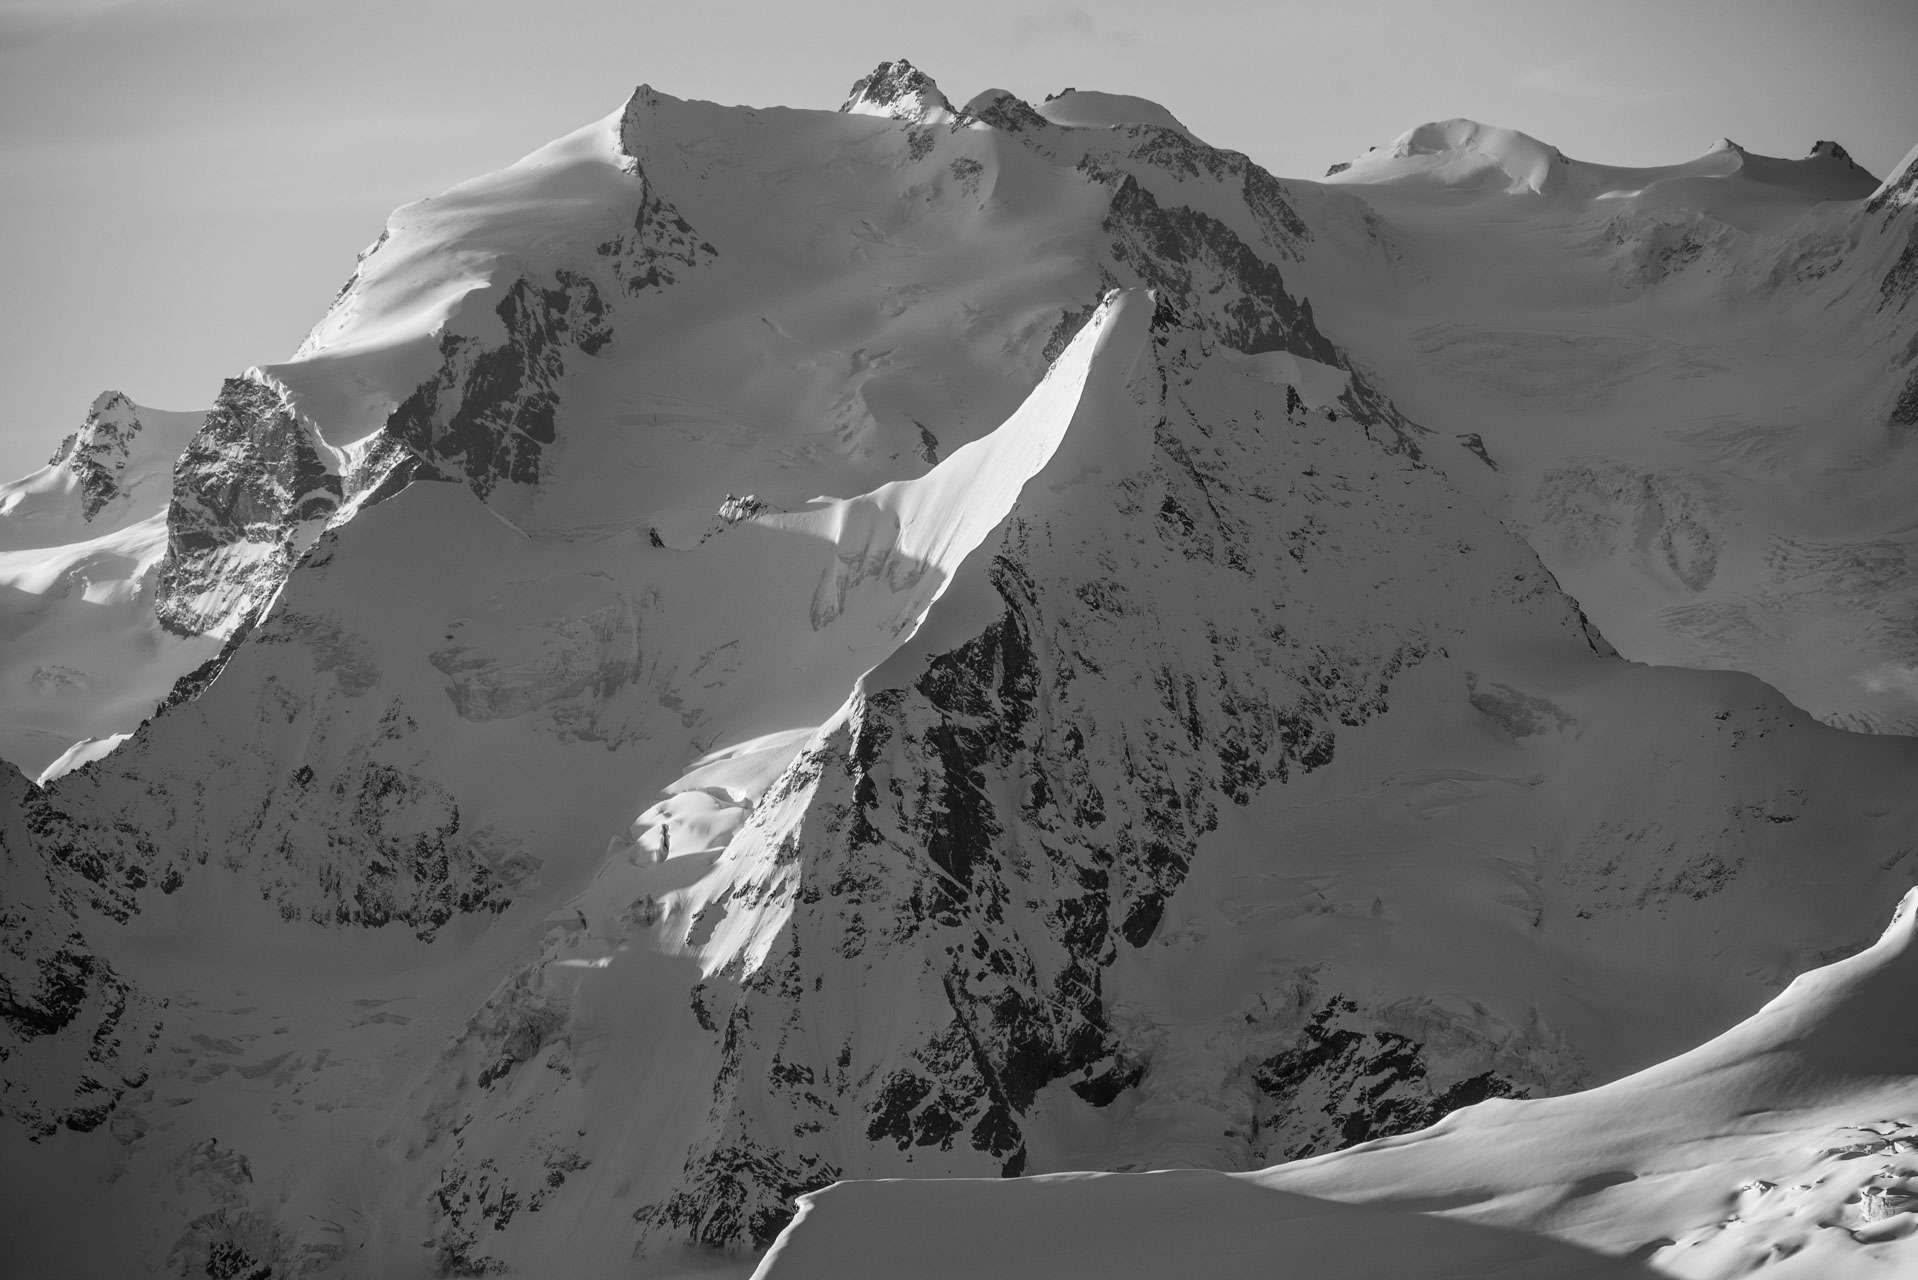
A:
[1328, 119, 1568, 195]
[47, 390, 149, 517]
[1708, 137, 1745, 155]
[840, 59, 952, 122]
[1804, 139, 1878, 183]
[88, 389, 136, 418]
[1034, 89, 1195, 139]
[956, 88, 1050, 134]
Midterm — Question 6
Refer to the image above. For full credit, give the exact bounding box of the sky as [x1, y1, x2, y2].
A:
[1, 0, 1913, 476]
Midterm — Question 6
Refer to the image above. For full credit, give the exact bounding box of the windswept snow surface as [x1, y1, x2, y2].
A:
[1036, 89, 1198, 139]
[2, 62, 1916, 1280]
[758, 890, 1918, 1279]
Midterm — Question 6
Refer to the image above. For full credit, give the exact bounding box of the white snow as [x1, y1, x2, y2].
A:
[1036, 89, 1197, 139]
[0, 398, 220, 774]
[759, 889, 1918, 1278]
[1305, 116, 1915, 731]
[1, 65, 1914, 1280]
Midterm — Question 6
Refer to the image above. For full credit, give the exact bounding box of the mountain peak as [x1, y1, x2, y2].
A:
[45, 391, 146, 518]
[956, 88, 1050, 133]
[1803, 138, 1880, 185]
[1708, 136, 1745, 155]
[840, 58, 952, 122]
[1326, 118, 1567, 194]
[1034, 88, 1195, 138]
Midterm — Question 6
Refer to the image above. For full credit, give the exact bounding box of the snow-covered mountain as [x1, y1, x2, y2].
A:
[1, 60, 1913, 1279]
[759, 888, 1918, 1278]
[0, 392, 219, 778]
[1308, 118, 1918, 734]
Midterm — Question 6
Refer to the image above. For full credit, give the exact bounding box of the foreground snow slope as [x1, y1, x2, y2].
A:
[758, 889, 1918, 1279]
[1311, 121, 1918, 732]
[2, 61, 1915, 1279]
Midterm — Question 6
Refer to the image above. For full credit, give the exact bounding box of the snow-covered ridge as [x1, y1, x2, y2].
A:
[0, 392, 218, 775]
[758, 891, 1918, 1278]
[1326, 116, 1882, 208]
[3, 58, 1918, 1280]
[1036, 88, 1198, 139]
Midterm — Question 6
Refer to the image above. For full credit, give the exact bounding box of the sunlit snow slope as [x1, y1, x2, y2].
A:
[760, 889, 1918, 1279]
[1, 60, 1914, 1280]
[0, 392, 218, 776]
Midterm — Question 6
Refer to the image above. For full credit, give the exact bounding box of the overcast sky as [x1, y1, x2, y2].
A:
[2, 0, 1913, 475]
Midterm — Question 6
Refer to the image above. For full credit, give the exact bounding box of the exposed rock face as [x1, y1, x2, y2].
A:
[632, 320, 1588, 1248]
[1250, 997, 1534, 1166]
[954, 89, 1050, 135]
[608, 88, 720, 293]
[0, 761, 161, 1138]
[385, 272, 613, 498]
[1892, 366, 1918, 426]
[9, 64, 1918, 1280]
[1103, 176, 1335, 364]
[840, 58, 953, 120]
[48, 523, 542, 938]
[154, 376, 341, 637]
[1868, 150, 1918, 306]
[45, 391, 148, 520]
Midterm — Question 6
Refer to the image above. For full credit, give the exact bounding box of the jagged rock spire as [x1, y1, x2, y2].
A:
[839, 58, 952, 121]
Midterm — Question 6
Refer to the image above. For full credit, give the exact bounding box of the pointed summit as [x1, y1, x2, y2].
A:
[1803, 138, 1878, 184]
[839, 59, 952, 122]
[46, 390, 148, 519]
[1708, 136, 1745, 155]
[955, 88, 1049, 133]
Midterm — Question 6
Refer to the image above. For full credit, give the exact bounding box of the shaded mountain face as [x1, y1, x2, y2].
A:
[1, 59, 1915, 1280]
[760, 888, 1918, 1279]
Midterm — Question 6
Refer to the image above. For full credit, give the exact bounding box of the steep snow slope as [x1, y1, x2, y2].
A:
[1309, 122, 1918, 732]
[3, 63, 1916, 1280]
[758, 888, 1918, 1279]
[0, 392, 219, 776]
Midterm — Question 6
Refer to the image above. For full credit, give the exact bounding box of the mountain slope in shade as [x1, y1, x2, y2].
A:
[757, 887, 1918, 1278]
[0, 392, 219, 777]
[0, 61, 1914, 1280]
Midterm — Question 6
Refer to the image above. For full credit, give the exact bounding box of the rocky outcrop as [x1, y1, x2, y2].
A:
[840, 59, 953, 121]
[154, 376, 341, 636]
[1246, 994, 1537, 1161]
[1096, 173, 1421, 455]
[384, 272, 613, 498]
[1868, 146, 1918, 306]
[0, 761, 162, 1138]
[953, 89, 1050, 135]
[45, 391, 148, 520]
[634, 320, 1588, 1249]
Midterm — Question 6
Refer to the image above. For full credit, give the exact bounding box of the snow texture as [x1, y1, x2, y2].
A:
[0, 60, 1914, 1280]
